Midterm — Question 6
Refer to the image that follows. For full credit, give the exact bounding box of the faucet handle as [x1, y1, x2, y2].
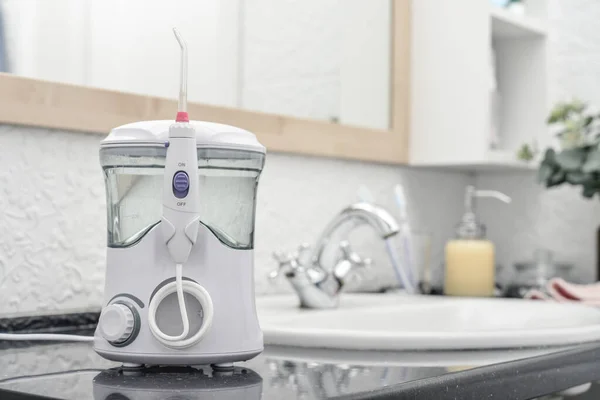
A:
[269, 250, 301, 282]
[339, 241, 371, 269]
[334, 241, 372, 281]
[295, 243, 312, 265]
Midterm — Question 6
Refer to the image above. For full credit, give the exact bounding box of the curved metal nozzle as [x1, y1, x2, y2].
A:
[323, 203, 400, 241]
[172, 28, 188, 114]
[309, 202, 399, 274]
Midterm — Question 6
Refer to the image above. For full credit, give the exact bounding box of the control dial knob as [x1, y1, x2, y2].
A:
[99, 303, 136, 345]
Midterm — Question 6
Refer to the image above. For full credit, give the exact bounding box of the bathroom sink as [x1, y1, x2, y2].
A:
[256, 294, 600, 350]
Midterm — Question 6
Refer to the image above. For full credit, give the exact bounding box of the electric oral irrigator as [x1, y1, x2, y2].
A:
[92, 29, 265, 368]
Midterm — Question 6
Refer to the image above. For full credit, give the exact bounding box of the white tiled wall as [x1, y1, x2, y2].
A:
[0, 124, 471, 316]
[477, 0, 600, 283]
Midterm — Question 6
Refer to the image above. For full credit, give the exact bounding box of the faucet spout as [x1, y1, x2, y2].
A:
[309, 202, 399, 269]
[339, 202, 400, 238]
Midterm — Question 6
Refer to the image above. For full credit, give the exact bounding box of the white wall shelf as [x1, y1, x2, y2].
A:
[491, 7, 547, 39]
[414, 151, 537, 172]
[478, 150, 538, 171]
[410, 0, 548, 172]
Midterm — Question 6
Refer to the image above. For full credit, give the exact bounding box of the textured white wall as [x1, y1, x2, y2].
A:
[0, 124, 470, 316]
[546, 0, 600, 106]
[0, 126, 106, 316]
[477, 0, 600, 283]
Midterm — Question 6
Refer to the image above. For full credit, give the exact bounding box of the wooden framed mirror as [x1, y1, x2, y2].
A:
[0, 0, 410, 164]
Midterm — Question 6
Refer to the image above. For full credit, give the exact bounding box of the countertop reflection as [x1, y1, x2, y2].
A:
[0, 342, 448, 400]
[94, 366, 263, 400]
[0, 337, 586, 400]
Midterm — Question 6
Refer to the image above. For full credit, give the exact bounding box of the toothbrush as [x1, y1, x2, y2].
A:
[394, 184, 417, 291]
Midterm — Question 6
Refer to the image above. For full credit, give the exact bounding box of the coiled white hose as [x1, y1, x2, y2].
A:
[147, 263, 213, 349]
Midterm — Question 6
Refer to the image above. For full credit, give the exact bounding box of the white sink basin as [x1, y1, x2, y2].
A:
[257, 294, 600, 350]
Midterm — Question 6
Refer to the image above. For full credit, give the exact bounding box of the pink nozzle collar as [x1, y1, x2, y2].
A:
[176, 112, 189, 123]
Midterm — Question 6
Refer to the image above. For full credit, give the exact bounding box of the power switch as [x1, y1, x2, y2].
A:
[173, 171, 190, 198]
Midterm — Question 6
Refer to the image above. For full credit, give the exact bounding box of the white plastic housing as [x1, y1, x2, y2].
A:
[93, 222, 263, 365]
[101, 120, 266, 154]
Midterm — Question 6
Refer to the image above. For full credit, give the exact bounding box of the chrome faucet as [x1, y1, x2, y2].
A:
[269, 202, 400, 309]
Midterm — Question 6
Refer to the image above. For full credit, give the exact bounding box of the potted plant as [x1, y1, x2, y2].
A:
[537, 100, 600, 197]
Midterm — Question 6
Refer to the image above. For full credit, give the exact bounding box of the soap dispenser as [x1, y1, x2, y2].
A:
[444, 186, 511, 297]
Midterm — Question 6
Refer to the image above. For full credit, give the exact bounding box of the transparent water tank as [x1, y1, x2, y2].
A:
[99, 121, 266, 250]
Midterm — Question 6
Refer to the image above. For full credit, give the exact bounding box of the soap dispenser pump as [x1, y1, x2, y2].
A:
[444, 186, 511, 297]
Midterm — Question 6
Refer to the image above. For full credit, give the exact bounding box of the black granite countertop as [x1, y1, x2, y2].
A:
[2, 314, 600, 399]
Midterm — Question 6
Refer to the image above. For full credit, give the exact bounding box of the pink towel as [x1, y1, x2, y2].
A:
[525, 278, 600, 306]
[523, 289, 552, 301]
[548, 278, 600, 301]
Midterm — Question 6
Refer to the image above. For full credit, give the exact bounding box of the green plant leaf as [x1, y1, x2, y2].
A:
[582, 148, 600, 173]
[555, 148, 587, 171]
[584, 115, 595, 127]
[582, 185, 597, 198]
[548, 105, 568, 124]
[548, 100, 587, 124]
[517, 144, 534, 162]
[542, 148, 557, 165]
[537, 163, 554, 184]
[566, 171, 592, 185]
[547, 170, 566, 187]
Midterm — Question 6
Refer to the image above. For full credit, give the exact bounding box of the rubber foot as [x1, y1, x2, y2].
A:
[121, 362, 144, 370]
[211, 362, 234, 371]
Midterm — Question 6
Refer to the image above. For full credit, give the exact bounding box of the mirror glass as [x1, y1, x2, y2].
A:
[0, 0, 391, 130]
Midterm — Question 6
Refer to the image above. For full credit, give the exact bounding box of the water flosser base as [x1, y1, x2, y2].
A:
[93, 223, 263, 366]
